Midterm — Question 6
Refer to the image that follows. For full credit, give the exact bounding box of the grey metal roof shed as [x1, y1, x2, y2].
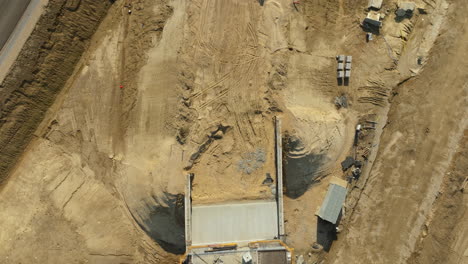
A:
[316, 184, 347, 224]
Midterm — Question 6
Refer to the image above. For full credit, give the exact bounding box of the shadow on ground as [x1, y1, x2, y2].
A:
[316, 217, 338, 252]
[132, 193, 186, 254]
[284, 152, 327, 199]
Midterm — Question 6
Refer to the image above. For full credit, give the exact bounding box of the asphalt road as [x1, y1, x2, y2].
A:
[0, 0, 32, 51]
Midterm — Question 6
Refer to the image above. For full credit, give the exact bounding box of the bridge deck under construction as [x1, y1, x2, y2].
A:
[192, 200, 279, 246]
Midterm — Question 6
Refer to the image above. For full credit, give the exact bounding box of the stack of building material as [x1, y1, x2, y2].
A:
[345, 56, 352, 79]
[337, 55, 345, 79]
[336, 55, 352, 84]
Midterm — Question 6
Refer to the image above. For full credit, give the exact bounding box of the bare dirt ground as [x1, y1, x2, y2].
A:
[0, 0, 467, 263]
[408, 130, 468, 264]
[329, 0, 468, 263]
[0, 0, 112, 184]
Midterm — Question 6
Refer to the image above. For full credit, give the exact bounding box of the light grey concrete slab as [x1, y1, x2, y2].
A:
[192, 201, 279, 245]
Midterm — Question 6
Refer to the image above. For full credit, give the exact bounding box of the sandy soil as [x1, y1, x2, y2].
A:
[0, 0, 180, 263]
[329, 0, 468, 263]
[0, 0, 112, 184]
[0, 0, 467, 263]
[408, 130, 468, 264]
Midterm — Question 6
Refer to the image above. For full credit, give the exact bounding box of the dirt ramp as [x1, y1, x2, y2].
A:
[0, 0, 112, 185]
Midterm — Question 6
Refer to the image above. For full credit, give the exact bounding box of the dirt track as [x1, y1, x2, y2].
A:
[0, 0, 467, 263]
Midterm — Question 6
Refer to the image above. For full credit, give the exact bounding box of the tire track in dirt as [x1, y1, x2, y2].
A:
[110, 1, 131, 157]
[112, 0, 173, 158]
[176, 0, 279, 204]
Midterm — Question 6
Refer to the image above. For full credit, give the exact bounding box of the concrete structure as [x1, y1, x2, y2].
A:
[191, 201, 279, 245]
[275, 117, 285, 237]
[184, 241, 292, 264]
[185, 174, 193, 249]
[182, 117, 289, 263]
[368, 0, 383, 10]
[364, 11, 382, 27]
[316, 178, 347, 224]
